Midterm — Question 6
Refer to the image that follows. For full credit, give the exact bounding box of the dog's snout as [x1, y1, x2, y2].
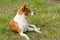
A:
[31, 12, 35, 16]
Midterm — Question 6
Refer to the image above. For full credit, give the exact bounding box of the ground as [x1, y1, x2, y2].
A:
[0, 0, 60, 40]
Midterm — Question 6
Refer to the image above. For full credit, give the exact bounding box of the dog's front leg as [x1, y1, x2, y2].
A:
[29, 24, 40, 30]
[29, 24, 42, 33]
[27, 27, 34, 31]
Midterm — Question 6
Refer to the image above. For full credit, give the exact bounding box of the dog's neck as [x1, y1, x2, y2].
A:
[14, 13, 27, 23]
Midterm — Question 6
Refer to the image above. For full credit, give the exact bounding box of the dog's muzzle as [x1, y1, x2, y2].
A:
[31, 12, 35, 16]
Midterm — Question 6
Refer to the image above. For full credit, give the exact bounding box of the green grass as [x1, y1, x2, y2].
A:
[0, 0, 60, 40]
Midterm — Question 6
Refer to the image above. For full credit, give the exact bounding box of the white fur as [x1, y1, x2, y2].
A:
[14, 13, 28, 32]
[13, 13, 42, 40]
[31, 12, 34, 16]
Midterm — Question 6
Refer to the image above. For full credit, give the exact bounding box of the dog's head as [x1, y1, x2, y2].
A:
[18, 4, 35, 16]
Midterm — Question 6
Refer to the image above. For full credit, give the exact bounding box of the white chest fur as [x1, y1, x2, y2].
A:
[13, 13, 28, 32]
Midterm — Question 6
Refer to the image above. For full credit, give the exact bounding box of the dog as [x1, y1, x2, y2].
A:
[9, 4, 42, 40]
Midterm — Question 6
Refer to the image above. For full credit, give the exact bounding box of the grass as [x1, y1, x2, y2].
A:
[0, 0, 60, 40]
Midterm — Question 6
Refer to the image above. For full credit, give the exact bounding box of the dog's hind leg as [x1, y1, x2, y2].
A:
[19, 31, 30, 40]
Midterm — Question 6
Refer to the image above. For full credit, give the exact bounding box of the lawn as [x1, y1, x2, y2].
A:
[0, 0, 60, 40]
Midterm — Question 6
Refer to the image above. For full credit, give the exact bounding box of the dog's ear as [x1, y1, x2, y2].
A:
[22, 4, 26, 11]
[22, 4, 26, 9]
[23, 4, 26, 9]
[18, 4, 27, 14]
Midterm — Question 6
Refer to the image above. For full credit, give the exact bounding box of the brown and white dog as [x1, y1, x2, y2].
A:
[9, 4, 42, 40]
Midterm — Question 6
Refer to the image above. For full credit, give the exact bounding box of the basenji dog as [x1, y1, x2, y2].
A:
[9, 4, 42, 40]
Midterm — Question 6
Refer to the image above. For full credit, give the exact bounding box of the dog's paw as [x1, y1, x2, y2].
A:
[26, 37, 30, 40]
[35, 29, 42, 33]
[26, 38, 30, 40]
[38, 31, 42, 33]
[37, 28, 40, 31]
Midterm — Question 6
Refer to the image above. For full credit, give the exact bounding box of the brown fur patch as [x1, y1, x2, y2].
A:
[18, 4, 31, 16]
[9, 20, 21, 33]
